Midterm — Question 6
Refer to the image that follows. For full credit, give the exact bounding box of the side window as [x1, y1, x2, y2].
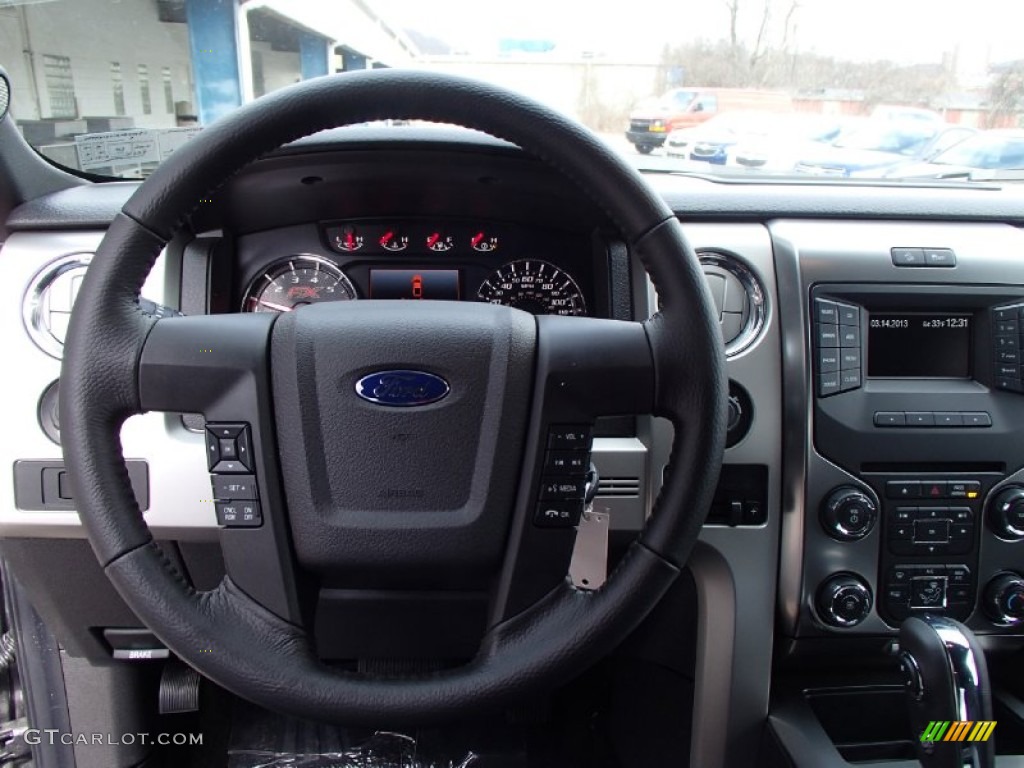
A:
[694, 95, 718, 113]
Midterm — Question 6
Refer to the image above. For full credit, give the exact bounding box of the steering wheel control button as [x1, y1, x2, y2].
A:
[216, 501, 262, 527]
[545, 452, 588, 473]
[212, 475, 257, 501]
[816, 574, 873, 628]
[821, 487, 878, 541]
[205, 423, 253, 473]
[539, 477, 587, 501]
[534, 501, 584, 528]
[546, 425, 593, 451]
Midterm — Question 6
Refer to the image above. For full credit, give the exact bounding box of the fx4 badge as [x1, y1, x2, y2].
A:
[355, 370, 449, 407]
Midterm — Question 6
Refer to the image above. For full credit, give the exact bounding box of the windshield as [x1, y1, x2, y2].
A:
[1, 0, 1021, 181]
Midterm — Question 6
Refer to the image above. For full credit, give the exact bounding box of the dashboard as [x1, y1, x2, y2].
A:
[6, 126, 1024, 767]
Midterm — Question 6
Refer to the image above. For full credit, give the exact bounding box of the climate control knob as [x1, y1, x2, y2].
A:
[821, 486, 877, 541]
[989, 486, 1024, 541]
[984, 573, 1024, 625]
[816, 574, 873, 628]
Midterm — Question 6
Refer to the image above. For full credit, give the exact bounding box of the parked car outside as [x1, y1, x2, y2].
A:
[794, 121, 976, 177]
[730, 114, 850, 172]
[626, 87, 793, 154]
[882, 130, 1024, 179]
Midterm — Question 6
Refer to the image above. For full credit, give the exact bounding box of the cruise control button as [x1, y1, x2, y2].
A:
[534, 501, 583, 528]
[216, 501, 262, 527]
[211, 475, 257, 500]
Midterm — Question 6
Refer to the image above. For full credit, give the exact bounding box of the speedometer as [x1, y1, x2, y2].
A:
[477, 259, 587, 316]
[243, 255, 357, 313]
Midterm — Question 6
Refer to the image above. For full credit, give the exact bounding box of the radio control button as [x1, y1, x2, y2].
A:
[819, 371, 841, 397]
[993, 305, 1020, 321]
[995, 319, 1020, 335]
[891, 523, 914, 540]
[818, 348, 840, 373]
[840, 349, 861, 369]
[961, 412, 992, 427]
[996, 377, 1024, 393]
[836, 304, 860, 324]
[839, 369, 861, 391]
[997, 363, 1020, 378]
[887, 482, 921, 500]
[817, 324, 839, 347]
[997, 349, 1020, 364]
[839, 324, 860, 347]
[893, 507, 915, 522]
[914, 519, 951, 543]
[874, 412, 906, 427]
[814, 299, 839, 324]
[995, 334, 1020, 351]
[906, 412, 935, 427]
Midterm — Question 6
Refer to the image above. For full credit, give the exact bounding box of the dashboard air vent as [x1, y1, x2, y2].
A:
[596, 477, 641, 499]
[699, 251, 767, 357]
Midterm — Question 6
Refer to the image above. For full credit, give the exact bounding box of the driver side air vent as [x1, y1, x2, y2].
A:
[698, 251, 767, 357]
[596, 477, 640, 499]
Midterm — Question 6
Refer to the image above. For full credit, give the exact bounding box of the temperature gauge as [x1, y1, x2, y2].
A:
[329, 225, 364, 253]
[426, 232, 454, 252]
[379, 230, 409, 252]
[470, 232, 499, 252]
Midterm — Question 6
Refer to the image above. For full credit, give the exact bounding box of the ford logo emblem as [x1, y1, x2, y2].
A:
[355, 370, 450, 407]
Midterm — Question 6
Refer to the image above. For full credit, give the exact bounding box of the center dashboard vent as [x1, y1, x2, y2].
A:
[698, 251, 767, 357]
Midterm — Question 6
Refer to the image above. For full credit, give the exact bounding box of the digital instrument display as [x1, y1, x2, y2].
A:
[369, 269, 461, 301]
[868, 312, 972, 378]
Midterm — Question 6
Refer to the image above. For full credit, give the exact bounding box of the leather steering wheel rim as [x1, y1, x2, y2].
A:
[60, 70, 726, 725]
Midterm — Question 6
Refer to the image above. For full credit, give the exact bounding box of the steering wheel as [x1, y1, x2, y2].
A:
[61, 70, 726, 725]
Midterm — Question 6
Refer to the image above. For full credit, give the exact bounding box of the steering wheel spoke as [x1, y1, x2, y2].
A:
[137, 313, 307, 623]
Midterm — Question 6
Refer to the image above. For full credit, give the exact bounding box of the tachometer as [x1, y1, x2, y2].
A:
[477, 259, 587, 316]
[243, 255, 357, 313]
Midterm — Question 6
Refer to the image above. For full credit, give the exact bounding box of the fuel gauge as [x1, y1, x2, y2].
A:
[426, 232, 454, 252]
[470, 232, 499, 252]
[379, 229, 409, 252]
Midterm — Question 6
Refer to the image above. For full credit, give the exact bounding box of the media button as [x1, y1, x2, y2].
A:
[818, 348, 840, 373]
[840, 349, 861, 370]
[836, 304, 860, 325]
[997, 349, 1020, 364]
[838, 369, 861, 391]
[838, 324, 860, 347]
[914, 519, 951, 543]
[817, 324, 839, 347]
[819, 371, 841, 397]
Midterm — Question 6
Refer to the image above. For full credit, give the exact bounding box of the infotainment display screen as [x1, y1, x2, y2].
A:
[868, 312, 972, 378]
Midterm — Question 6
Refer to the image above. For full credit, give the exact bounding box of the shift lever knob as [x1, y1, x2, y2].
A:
[898, 615, 994, 768]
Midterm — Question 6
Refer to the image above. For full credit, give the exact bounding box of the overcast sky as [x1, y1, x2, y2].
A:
[371, 0, 1024, 67]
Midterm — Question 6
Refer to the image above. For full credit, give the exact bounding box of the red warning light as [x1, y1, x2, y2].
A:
[411, 274, 424, 299]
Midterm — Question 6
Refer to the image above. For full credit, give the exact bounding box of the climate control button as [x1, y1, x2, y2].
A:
[989, 486, 1024, 540]
[817, 574, 873, 627]
[984, 573, 1024, 625]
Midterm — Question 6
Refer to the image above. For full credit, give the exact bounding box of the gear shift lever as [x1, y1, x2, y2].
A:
[899, 615, 995, 768]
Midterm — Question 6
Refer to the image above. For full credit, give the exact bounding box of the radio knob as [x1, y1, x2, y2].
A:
[989, 486, 1024, 541]
[821, 486, 877, 541]
[817, 574, 873, 628]
[983, 573, 1024, 625]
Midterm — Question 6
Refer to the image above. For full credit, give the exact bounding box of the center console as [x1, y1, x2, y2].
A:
[771, 219, 1024, 767]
